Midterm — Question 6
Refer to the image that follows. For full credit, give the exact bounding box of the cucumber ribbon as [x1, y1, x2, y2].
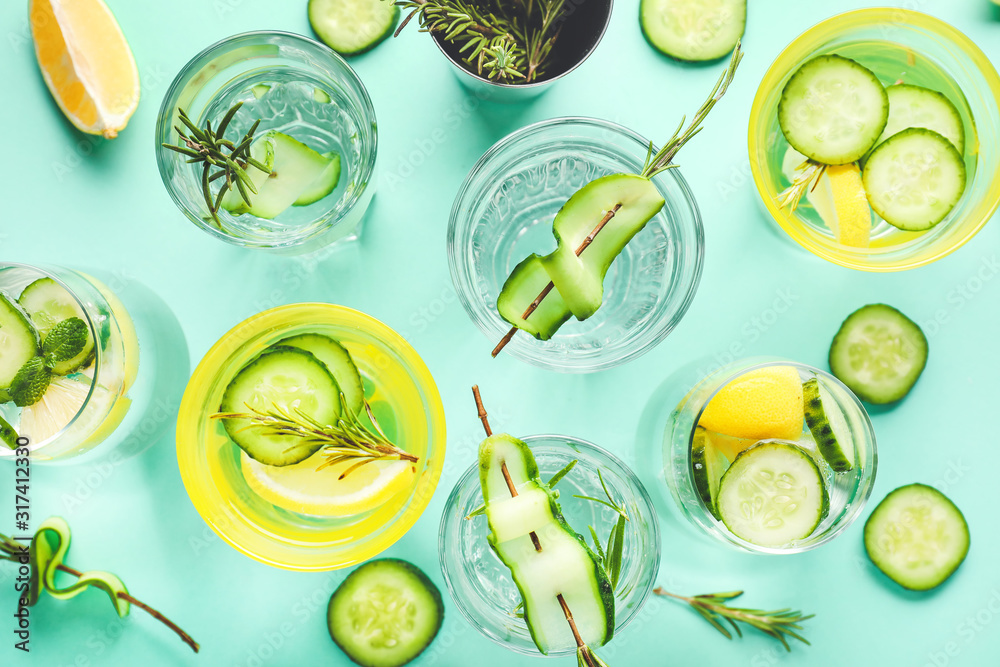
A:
[26, 516, 130, 616]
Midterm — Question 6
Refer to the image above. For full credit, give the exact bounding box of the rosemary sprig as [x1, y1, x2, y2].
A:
[212, 395, 417, 479]
[161, 102, 270, 227]
[393, 0, 567, 82]
[776, 159, 828, 212]
[574, 469, 628, 592]
[641, 43, 744, 179]
[653, 588, 814, 651]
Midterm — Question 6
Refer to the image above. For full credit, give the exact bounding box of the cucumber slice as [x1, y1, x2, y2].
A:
[0, 413, 18, 449]
[328, 559, 443, 667]
[243, 131, 334, 220]
[802, 378, 853, 472]
[873, 84, 965, 154]
[278, 333, 363, 415]
[293, 151, 341, 207]
[778, 55, 888, 165]
[308, 0, 400, 56]
[717, 442, 829, 548]
[17, 278, 93, 376]
[640, 0, 746, 62]
[220, 345, 342, 466]
[543, 174, 665, 321]
[251, 83, 271, 99]
[829, 304, 927, 405]
[480, 434, 614, 654]
[221, 135, 275, 214]
[497, 174, 665, 332]
[862, 128, 966, 231]
[0, 290, 40, 389]
[691, 426, 729, 520]
[864, 484, 969, 591]
[497, 255, 572, 341]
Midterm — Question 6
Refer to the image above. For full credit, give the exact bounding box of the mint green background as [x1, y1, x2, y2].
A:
[3, 1, 1000, 665]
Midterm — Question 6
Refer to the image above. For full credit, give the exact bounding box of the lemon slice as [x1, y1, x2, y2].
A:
[782, 148, 871, 247]
[30, 0, 140, 138]
[19, 376, 90, 444]
[699, 366, 804, 441]
[241, 451, 416, 517]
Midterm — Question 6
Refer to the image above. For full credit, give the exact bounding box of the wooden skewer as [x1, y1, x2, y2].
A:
[492, 203, 623, 358]
[472, 384, 594, 657]
[472, 385, 541, 551]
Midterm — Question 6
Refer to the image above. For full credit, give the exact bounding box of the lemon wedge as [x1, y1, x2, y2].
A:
[782, 148, 872, 248]
[30, 0, 140, 138]
[241, 451, 416, 516]
[699, 366, 804, 441]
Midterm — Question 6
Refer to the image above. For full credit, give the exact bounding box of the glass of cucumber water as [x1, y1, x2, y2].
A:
[176, 303, 446, 571]
[662, 358, 877, 554]
[748, 8, 1000, 271]
[0, 263, 141, 462]
[439, 435, 661, 656]
[155, 31, 377, 254]
[448, 117, 704, 372]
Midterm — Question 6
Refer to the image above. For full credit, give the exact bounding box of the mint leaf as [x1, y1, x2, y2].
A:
[42, 317, 88, 364]
[9, 357, 51, 407]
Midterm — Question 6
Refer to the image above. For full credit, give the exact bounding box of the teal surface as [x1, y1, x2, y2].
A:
[2, 0, 1000, 665]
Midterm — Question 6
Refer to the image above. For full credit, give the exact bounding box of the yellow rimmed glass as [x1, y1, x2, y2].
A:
[176, 303, 446, 571]
[748, 8, 1000, 271]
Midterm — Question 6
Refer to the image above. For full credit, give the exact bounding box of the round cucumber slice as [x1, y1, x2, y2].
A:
[278, 333, 363, 415]
[640, 0, 747, 62]
[220, 345, 342, 466]
[778, 54, 888, 165]
[717, 441, 829, 547]
[862, 127, 966, 231]
[873, 84, 965, 154]
[0, 413, 19, 449]
[829, 304, 927, 405]
[802, 378, 853, 472]
[0, 290, 40, 388]
[864, 484, 969, 591]
[308, 0, 400, 56]
[328, 559, 443, 667]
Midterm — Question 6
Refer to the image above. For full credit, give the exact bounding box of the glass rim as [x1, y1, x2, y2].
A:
[747, 7, 1000, 272]
[679, 357, 878, 554]
[175, 302, 447, 571]
[438, 432, 661, 655]
[154, 30, 378, 250]
[447, 115, 705, 372]
[0, 263, 103, 453]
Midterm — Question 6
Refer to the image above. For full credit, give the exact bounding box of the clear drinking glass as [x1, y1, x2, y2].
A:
[662, 357, 877, 554]
[447, 117, 704, 372]
[748, 8, 1000, 271]
[439, 434, 660, 656]
[176, 303, 446, 571]
[0, 264, 139, 462]
[155, 31, 378, 254]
